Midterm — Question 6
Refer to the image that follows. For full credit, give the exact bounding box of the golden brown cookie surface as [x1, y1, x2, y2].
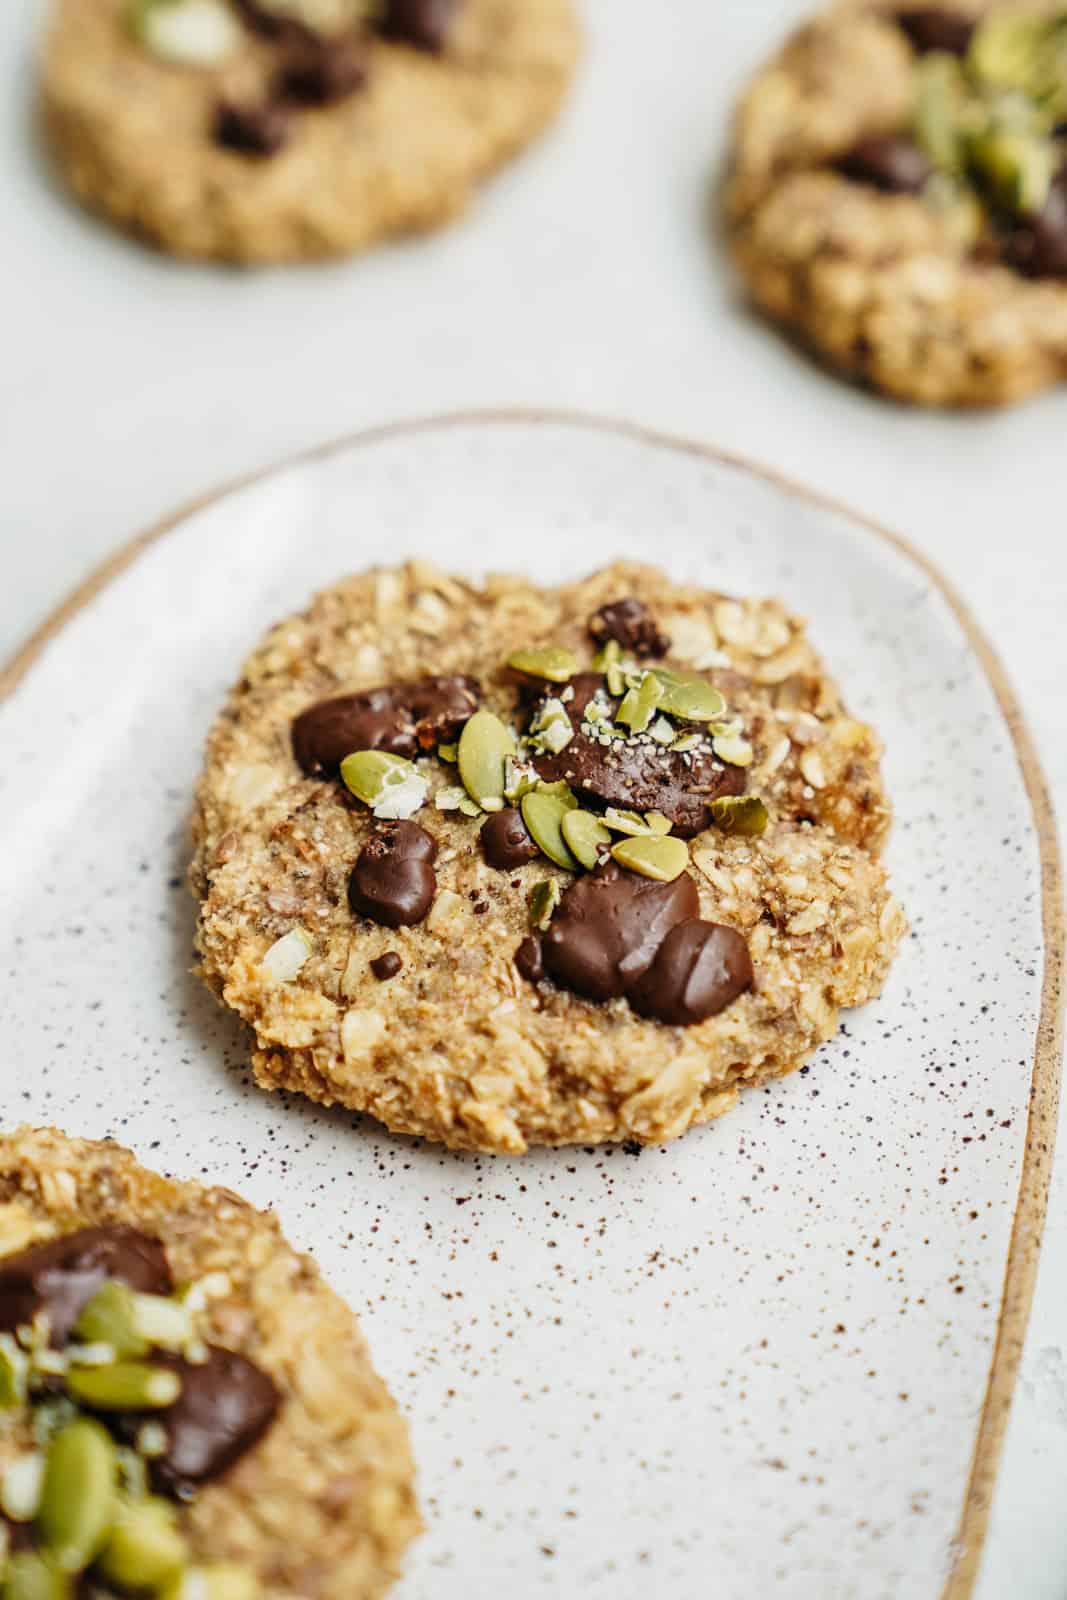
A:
[190, 561, 905, 1155]
[0, 1126, 420, 1599]
[726, 3, 1067, 407]
[41, 0, 579, 262]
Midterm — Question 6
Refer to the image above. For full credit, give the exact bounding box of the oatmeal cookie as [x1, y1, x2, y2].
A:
[190, 561, 905, 1155]
[726, 3, 1067, 406]
[0, 1126, 420, 1598]
[41, 0, 579, 262]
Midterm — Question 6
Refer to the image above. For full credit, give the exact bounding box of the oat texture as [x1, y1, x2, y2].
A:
[190, 560, 906, 1155]
[40, 0, 579, 262]
[0, 1126, 421, 1599]
[725, 1, 1067, 407]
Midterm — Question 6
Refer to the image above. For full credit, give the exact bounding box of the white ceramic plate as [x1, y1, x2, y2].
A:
[0, 415, 1060, 1600]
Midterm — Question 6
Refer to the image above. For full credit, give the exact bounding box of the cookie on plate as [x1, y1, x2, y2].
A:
[190, 561, 906, 1155]
[41, 0, 579, 262]
[0, 1127, 419, 1598]
[726, 3, 1067, 406]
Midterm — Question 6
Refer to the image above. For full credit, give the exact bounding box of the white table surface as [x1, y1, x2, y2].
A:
[1, 1, 1064, 1594]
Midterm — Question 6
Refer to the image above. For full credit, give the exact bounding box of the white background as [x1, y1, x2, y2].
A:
[0, 1, 1063, 1594]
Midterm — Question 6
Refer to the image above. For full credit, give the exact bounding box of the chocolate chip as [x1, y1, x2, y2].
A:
[542, 862, 699, 1003]
[292, 676, 480, 775]
[214, 100, 291, 158]
[530, 674, 745, 837]
[835, 136, 931, 195]
[514, 935, 545, 984]
[628, 920, 753, 1025]
[122, 1348, 280, 1498]
[232, 0, 312, 40]
[371, 951, 403, 980]
[378, 0, 459, 52]
[481, 807, 540, 871]
[1002, 172, 1067, 278]
[0, 1227, 172, 1347]
[588, 598, 669, 659]
[895, 8, 975, 56]
[277, 34, 369, 105]
[349, 821, 438, 928]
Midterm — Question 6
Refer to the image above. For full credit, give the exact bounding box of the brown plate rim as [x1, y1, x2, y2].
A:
[1, 408, 1061, 1597]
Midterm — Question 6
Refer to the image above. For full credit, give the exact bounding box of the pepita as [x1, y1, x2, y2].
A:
[651, 670, 726, 723]
[610, 834, 689, 882]
[528, 880, 562, 930]
[1, 1552, 70, 1600]
[436, 743, 458, 763]
[615, 673, 663, 735]
[74, 1283, 191, 1359]
[457, 711, 516, 812]
[339, 751, 429, 820]
[96, 1496, 188, 1591]
[592, 639, 628, 696]
[602, 808, 653, 836]
[0, 1336, 28, 1406]
[521, 789, 579, 870]
[36, 1420, 117, 1574]
[65, 1361, 181, 1412]
[711, 732, 754, 768]
[710, 795, 769, 837]
[161, 1564, 261, 1600]
[506, 646, 577, 684]
[560, 809, 612, 870]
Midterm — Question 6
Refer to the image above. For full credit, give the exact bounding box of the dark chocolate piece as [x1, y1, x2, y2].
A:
[378, 0, 459, 52]
[895, 8, 975, 56]
[214, 101, 291, 158]
[0, 1227, 172, 1347]
[125, 1348, 280, 1498]
[1002, 172, 1067, 279]
[628, 920, 754, 1025]
[349, 821, 438, 928]
[370, 951, 403, 980]
[588, 597, 669, 659]
[292, 676, 479, 775]
[514, 935, 545, 984]
[481, 807, 539, 871]
[530, 674, 745, 838]
[541, 862, 699, 1003]
[277, 33, 369, 104]
[836, 135, 931, 195]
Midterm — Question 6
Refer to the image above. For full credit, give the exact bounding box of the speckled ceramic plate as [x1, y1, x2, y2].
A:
[0, 415, 1061, 1600]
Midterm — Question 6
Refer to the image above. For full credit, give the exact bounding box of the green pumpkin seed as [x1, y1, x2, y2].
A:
[610, 834, 689, 882]
[506, 646, 577, 684]
[437, 742, 458, 763]
[968, 127, 1055, 214]
[592, 638, 628, 696]
[521, 790, 579, 870]
[644, 811, 672, 835]
[711, 732, 754, 768]
[527, 879, 562, 930]
[602, 808, 653, 837]
[1, 1552, 70, 1600]
[615, 673, 663, 735]
[96, 1497, 188, 1591]
[161, 1564, 261, 1600]
[36, 1420, 117, 1574]
[650, 670, 726, 723]
[560, 809, 611, 870]
[457, 710, 516, 812]
[711, 795, 769, 837]
[74, 1282, 191, 1358]
[914, 53, 967, 172]
[0, 1336, 28, 1406]
[65, 1361, 181, 1412]
[968, 15, 1046, 96]
[339, 750, 428, 820]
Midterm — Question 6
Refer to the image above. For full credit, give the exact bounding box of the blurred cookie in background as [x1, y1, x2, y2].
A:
[725, 4, 1067, 407]
[41, 0, 579, 262]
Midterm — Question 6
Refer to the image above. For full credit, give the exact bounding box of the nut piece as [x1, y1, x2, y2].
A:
[615, 672, 664, 735]
[506, 646, 578, 683]
[457, 710, 516, 812]
[521, 787, 580, 870]
[340, 751, 429, 821]
[131, 0, 242, 66]
[37, 1419, 117, 1574]
[650, 670, 726, 723]
[610, 834, 689, 882]
[710, 795, 769, 837]
[527, 880, 562, 930]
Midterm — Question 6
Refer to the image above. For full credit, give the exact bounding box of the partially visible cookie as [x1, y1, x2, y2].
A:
[190, 560, 905, 1155]
[0, 1126, 420, 1599]
[41, 0, 579, 262]
[726, 3, 1067, 406]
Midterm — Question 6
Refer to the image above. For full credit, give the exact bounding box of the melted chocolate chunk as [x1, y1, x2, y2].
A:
[1002, 172, 1067, 279]
[588, 597, 669, 659]
[378, 0, 459, 52]
[349, 821, 438, 927]
[514, 935, 545, 984]
[895, 8, 975, 56]
[481, 807, 539, 870]
[371, 950, 403, 980]
[122, 1348, 280, 1498]
[628, 920, 754, 1025]
[836, 135, 931, 194]
[542, 862, 699, 1003]
[292, 676, 479, 775]
[0, 1227, 171, 1347]
[277, 33, 369, 104]
[215, 100, 291, 158]
[530, 674, 745, 838]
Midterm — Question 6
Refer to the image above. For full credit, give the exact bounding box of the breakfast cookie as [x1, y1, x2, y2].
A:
[41, 0, 579, 262]
[726, 3, 1067, 406]
[190, 561, 905, 1155]
[0, 1126, 419, 1598]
